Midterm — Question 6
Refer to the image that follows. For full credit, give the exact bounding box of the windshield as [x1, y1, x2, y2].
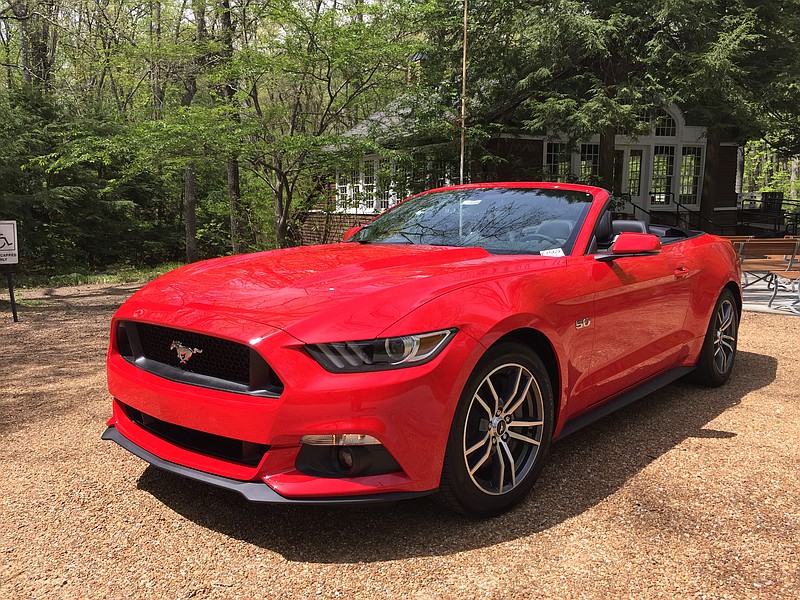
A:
[349, 187, 593, 255]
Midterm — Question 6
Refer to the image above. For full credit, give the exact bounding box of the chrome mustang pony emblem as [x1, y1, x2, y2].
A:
[170, 341, 203, 364]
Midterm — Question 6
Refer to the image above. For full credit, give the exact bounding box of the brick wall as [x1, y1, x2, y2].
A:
[300, 212, 374, 245]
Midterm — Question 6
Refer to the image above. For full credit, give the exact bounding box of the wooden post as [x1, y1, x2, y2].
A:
[4, 266, 18, 322]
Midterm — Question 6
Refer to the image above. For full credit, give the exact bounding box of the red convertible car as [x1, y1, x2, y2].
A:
[104, 182, 741, 516]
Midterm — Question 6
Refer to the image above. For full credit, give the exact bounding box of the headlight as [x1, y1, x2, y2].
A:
[305, 328, 457, 373]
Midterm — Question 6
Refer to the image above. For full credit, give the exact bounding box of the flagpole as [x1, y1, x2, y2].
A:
[459, 0, 468, 185]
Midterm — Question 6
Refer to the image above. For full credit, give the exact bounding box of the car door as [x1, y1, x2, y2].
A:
[577, 240, 693, 413]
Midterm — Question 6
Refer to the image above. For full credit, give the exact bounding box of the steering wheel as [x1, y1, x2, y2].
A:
[519, 233, 559, 245]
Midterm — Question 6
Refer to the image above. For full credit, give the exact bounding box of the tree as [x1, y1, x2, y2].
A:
[5, 0, 58, 87]
[653, 0, 800, 220]
[411, 1, 674, 189]
[3, 0, 800, 277]
[233, 0, 420, 247]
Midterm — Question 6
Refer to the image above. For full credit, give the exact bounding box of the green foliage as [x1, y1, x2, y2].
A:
[229, 0, 424, 246]
[2, 0, 800, 280]
[13, 263, 186, 289]
[743, 140, 800, 206]
[0, 92, 133, 274]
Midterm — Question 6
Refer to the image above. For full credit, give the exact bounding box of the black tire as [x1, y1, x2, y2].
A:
[693, 288, 738, 387]
[438, 342, 554, 517]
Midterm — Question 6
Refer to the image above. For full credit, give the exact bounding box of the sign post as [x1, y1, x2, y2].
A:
[0, 220, 19, 322]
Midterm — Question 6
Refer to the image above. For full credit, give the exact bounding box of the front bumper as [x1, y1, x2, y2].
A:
[106, 312, 482, 499]
[102, 426, 435, 504]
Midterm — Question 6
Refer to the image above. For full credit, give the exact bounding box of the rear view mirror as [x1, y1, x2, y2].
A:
[343, 226, 363, 242]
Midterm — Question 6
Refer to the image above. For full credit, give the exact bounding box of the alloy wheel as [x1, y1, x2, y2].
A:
[462, 363, 545, 496]
[713, 299, 736, 374]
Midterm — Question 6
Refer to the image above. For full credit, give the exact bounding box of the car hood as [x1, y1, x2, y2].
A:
[121, 243, 560, 342]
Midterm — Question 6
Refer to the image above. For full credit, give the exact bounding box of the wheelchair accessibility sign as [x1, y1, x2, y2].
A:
[0, 220, 18, 264]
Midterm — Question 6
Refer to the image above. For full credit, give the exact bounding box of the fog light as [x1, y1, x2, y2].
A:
[300, 434, 380, 446]
[338, 447, 354, 470]
[335, 446, 371, 476]
[295, 442, 401, 478]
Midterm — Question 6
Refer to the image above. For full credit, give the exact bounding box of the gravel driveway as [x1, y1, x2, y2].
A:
[1, 284, 798, 599]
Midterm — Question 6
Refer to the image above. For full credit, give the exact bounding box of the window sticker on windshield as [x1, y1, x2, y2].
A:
[540, 248, 565, 257]
[461, 200, 482, 205]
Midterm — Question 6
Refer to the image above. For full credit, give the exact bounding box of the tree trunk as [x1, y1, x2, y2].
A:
[218, 0, 243, 253]
[218, 0, 237, 102]
[276, 215, 289, 248]
[271, 165, 298, 249]
[10, 0, 57, 87]
[274, 173, 288, 248]
[178, 7, 204, 264]
[184, 162, 199, 262]
[228, 157, 242, 253]
[700, 128, 720, 226]
[194, 0, 208, 40]
[598, 125, 616, 191]
[150, 0, 165, 118]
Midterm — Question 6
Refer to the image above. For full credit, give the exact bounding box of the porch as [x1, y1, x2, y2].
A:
[617, 191, 800, 237]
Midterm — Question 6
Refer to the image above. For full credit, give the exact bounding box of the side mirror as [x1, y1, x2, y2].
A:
[342, 225, 363, 242]
[596, 232, 661, 262]
[612, 232, 661, 255]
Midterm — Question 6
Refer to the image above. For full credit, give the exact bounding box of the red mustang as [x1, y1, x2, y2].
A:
[104, 183, 741, 516]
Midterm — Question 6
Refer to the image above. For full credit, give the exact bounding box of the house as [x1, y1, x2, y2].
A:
[301, 104, 743, 244]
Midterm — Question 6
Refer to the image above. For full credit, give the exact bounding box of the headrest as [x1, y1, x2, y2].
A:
[595, 211, 613, 244]
[612, 220, 649, 234]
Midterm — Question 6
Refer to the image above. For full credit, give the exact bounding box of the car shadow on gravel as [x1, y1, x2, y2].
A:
[137, 350, 776, 563]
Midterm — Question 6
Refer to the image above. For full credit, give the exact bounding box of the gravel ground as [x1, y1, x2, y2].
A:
[0, 283, 798, 599]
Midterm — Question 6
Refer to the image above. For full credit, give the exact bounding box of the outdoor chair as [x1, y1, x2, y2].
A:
[737, 238, 800, 313]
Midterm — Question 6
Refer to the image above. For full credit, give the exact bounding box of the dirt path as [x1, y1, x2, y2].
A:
[1, 284, 798, 599]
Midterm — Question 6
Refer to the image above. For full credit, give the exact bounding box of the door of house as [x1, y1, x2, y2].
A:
[612, 146, 648, 220]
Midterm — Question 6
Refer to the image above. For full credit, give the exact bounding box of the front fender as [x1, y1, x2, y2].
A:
[379, 280, 573, 439]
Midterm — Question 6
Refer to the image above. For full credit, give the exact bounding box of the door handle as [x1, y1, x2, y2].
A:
[674, 266, 690, 279]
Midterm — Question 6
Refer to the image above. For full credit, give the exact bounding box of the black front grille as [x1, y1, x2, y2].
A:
[137, 322, 250, 384]
[116, 321, 283, 397]
[123, 403, 269, 466]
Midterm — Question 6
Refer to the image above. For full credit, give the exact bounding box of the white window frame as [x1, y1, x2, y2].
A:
[546, 142, 571, 181]
[679, 146, 703, 206]
[336, 157, 381, 214]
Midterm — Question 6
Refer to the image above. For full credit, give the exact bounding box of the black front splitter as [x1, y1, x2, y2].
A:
[102, 426, 436, 505]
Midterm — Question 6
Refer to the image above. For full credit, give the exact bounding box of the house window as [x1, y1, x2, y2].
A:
[336, 169, 354, 211]
[408, 154, 427, 194]
[680, 147, 702, 205]
[362, 160, 376, 211]
[336, 159, 381, 212]
[628, 149, 643, 196]
[434, 160, 451, 188]
[654, 112, 677, 137]
[579, 144, 599, 181]
[380, 191, 391, 211]
[338, 157, 456, 213]
[546, 143, 571, 181]
[651, 145, 675, 205]
[380, 163, 407, 211]
[350, 165, 361, 210]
